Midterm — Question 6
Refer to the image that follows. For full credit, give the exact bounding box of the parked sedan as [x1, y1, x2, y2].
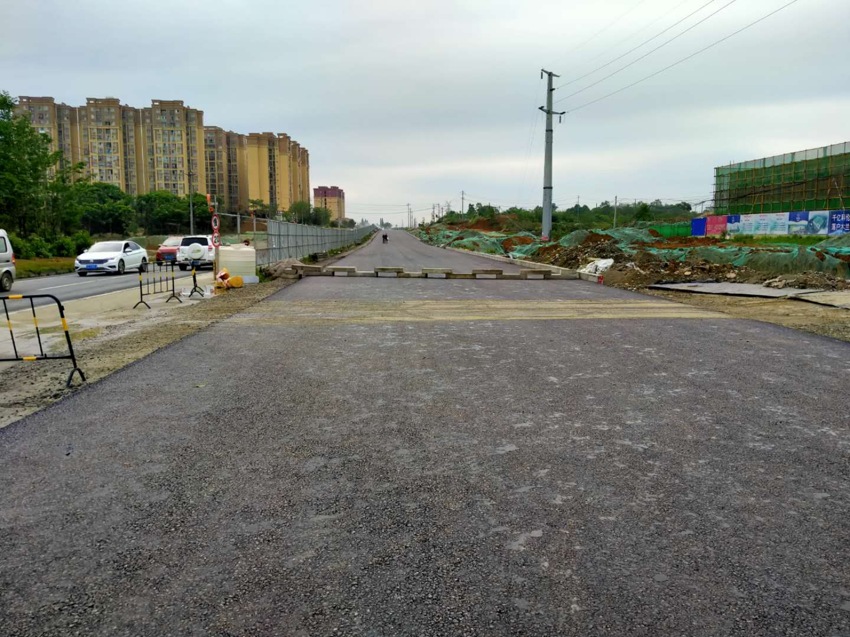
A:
[155, 235, 183, 265]
[75, 240, 148, 276]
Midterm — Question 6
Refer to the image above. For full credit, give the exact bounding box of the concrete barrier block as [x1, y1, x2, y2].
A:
[472, 269, 503, 277]
[446, 273, 475, 279]
[327, 266, 357, 275]
[520, 269, 552, 279]
[352, 271, 378, 277]
[375, 267, 405, 273]
[398, 272, 425, 278]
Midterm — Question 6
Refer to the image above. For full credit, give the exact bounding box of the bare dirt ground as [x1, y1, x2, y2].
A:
[1, 259, 847, 430]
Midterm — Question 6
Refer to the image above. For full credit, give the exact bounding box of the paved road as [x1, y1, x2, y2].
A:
[9, 267, 197, 305]
[1, 233, 849, 635]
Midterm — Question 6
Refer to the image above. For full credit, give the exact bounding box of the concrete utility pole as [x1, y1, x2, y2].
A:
[613, 196, 619, 228]
[539, 69, 565, 241]
[407, 203, 411, 228]
[188, 169, 195, 234]
[461, 191, 465, 216]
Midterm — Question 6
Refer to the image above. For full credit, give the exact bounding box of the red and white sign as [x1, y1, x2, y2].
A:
[212, 231, 221, 247]
[211, 214, 220, 231]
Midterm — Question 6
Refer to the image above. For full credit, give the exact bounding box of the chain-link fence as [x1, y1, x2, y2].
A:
[256, 221, 376, 265]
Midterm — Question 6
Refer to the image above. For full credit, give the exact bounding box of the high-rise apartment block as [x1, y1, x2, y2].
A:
[314, 186, 346, 222]
[204, 126, 249, 213]
[16, 95, 311, 213]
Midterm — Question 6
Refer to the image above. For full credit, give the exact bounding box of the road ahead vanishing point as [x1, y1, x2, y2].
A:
[1, 230, 848, 635]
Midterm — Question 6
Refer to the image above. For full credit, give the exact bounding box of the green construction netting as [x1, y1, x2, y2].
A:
[418, 226, 850, 276]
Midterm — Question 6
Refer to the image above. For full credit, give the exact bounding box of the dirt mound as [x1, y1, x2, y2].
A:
[502, 235, 535, 252]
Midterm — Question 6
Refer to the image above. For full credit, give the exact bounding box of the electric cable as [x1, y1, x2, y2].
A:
[563, 0, 802, 114]
[555, 0, 739, 105]
[555, 0, 717, 89]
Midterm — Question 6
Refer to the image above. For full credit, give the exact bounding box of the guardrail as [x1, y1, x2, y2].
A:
[134, 261, 181, 309]
[0, 294, 85, 387]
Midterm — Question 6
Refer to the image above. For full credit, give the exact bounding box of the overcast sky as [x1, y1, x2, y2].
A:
[2, 0, 848, 225]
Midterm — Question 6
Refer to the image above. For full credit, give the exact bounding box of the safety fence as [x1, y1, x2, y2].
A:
[0, 294, 85, 387]
[134, 261, 181, 309]
[256, 222, 377, 266]
[133, 262, 207, 308]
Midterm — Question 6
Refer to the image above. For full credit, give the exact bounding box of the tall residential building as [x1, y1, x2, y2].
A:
[314, 186, 346, 222]
[17, 95, 309, 210]
[16, 96, 77, 171]
[204, 126, 248, 212]
[140, 100, 205, 197]
[245, 133, 309, 212]
[76, 97, 130, 190]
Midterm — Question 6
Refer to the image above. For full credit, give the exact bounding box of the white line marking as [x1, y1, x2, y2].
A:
[39, 282, 92, 290]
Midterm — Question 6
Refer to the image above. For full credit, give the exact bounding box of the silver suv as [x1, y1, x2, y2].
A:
[0, 229, 16, 292]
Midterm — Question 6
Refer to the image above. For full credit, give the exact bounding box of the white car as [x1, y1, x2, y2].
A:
[75, 240, 148, 276]
[176, 235, 216, 271]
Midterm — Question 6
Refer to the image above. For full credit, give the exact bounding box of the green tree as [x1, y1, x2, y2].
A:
[0, 91, 62, 236]
[635, 202, 652, 222]
[287, 200, 312, 223]
[136, 190, 185, 234]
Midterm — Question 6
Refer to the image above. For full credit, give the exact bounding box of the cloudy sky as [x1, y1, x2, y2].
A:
[2, 0, 848, 225]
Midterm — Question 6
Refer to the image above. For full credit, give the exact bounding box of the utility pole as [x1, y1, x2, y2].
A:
[461, 191, 465, 217]
[539, 69, 565, 241]
[188, 169, 195, 234]
[407, 203, 411, 228]
[613, 195, 618, 228]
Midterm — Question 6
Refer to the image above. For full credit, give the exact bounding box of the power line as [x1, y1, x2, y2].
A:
[563, 0, 802, 114]
[553, 0, 651, 65]
[572, 0, 695, 68]
[555, 0, 739, 105]
[555, 0, 718, 90]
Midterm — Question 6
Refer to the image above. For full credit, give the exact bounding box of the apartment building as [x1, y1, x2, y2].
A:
[140, 100, 205, 197]
[204, 126, 249, 212]
[17, 95, 309, 211]
[314, 186, 346, 222]
[245, 132, 310, 212]
[16, 96, 77, 171]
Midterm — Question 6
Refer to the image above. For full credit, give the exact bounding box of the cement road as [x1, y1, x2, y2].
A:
[1, 231, 849, 635]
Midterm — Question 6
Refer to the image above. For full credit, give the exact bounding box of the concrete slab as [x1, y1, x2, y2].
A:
[649, 282, 820, 298]
[795, 291, 850, 309]
[520, 269, 552, 279]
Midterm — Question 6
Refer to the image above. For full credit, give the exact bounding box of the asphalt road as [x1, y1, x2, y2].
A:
[1, 231, 849, 635]
[8, 267, 198, 305]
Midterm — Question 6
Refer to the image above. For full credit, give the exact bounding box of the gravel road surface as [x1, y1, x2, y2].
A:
[1, 231, 849, 636]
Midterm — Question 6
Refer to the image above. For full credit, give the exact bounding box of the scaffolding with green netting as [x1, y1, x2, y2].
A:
[714, 142, 850, 216]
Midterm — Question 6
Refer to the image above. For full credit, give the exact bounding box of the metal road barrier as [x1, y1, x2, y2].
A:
[0, 294, 85, 387]
[256, 222, 377, 265]
[187, 267, 205, 298]
[134, 261, 181, 309]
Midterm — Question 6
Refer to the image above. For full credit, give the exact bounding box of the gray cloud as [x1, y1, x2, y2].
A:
[2, 0, 847, 224]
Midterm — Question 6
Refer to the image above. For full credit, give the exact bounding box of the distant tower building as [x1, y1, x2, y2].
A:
[204, 126, 248, 212]
[140, 100, 205, 197]
[314, 186, 346, 223]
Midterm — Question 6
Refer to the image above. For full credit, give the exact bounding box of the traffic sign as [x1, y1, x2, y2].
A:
[212, 231, 221, 247]
[211, 214, 220, 231]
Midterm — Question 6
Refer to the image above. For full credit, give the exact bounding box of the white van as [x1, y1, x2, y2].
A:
[0, 230, 15, 292]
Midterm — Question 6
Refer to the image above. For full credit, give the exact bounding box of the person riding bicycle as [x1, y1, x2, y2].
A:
[382, 233, 388, 243]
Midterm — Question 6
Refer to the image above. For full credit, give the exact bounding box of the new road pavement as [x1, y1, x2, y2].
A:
[2, 229, 848, 636]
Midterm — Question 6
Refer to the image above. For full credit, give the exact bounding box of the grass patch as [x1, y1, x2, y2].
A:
[16, 257, 76, 278]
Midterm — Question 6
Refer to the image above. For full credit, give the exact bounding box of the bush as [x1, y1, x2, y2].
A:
[71, 231, 93, 255]
[27, 235, 53, 258]
[51, 236, 76, 257]
[8, 233, 34, 259]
